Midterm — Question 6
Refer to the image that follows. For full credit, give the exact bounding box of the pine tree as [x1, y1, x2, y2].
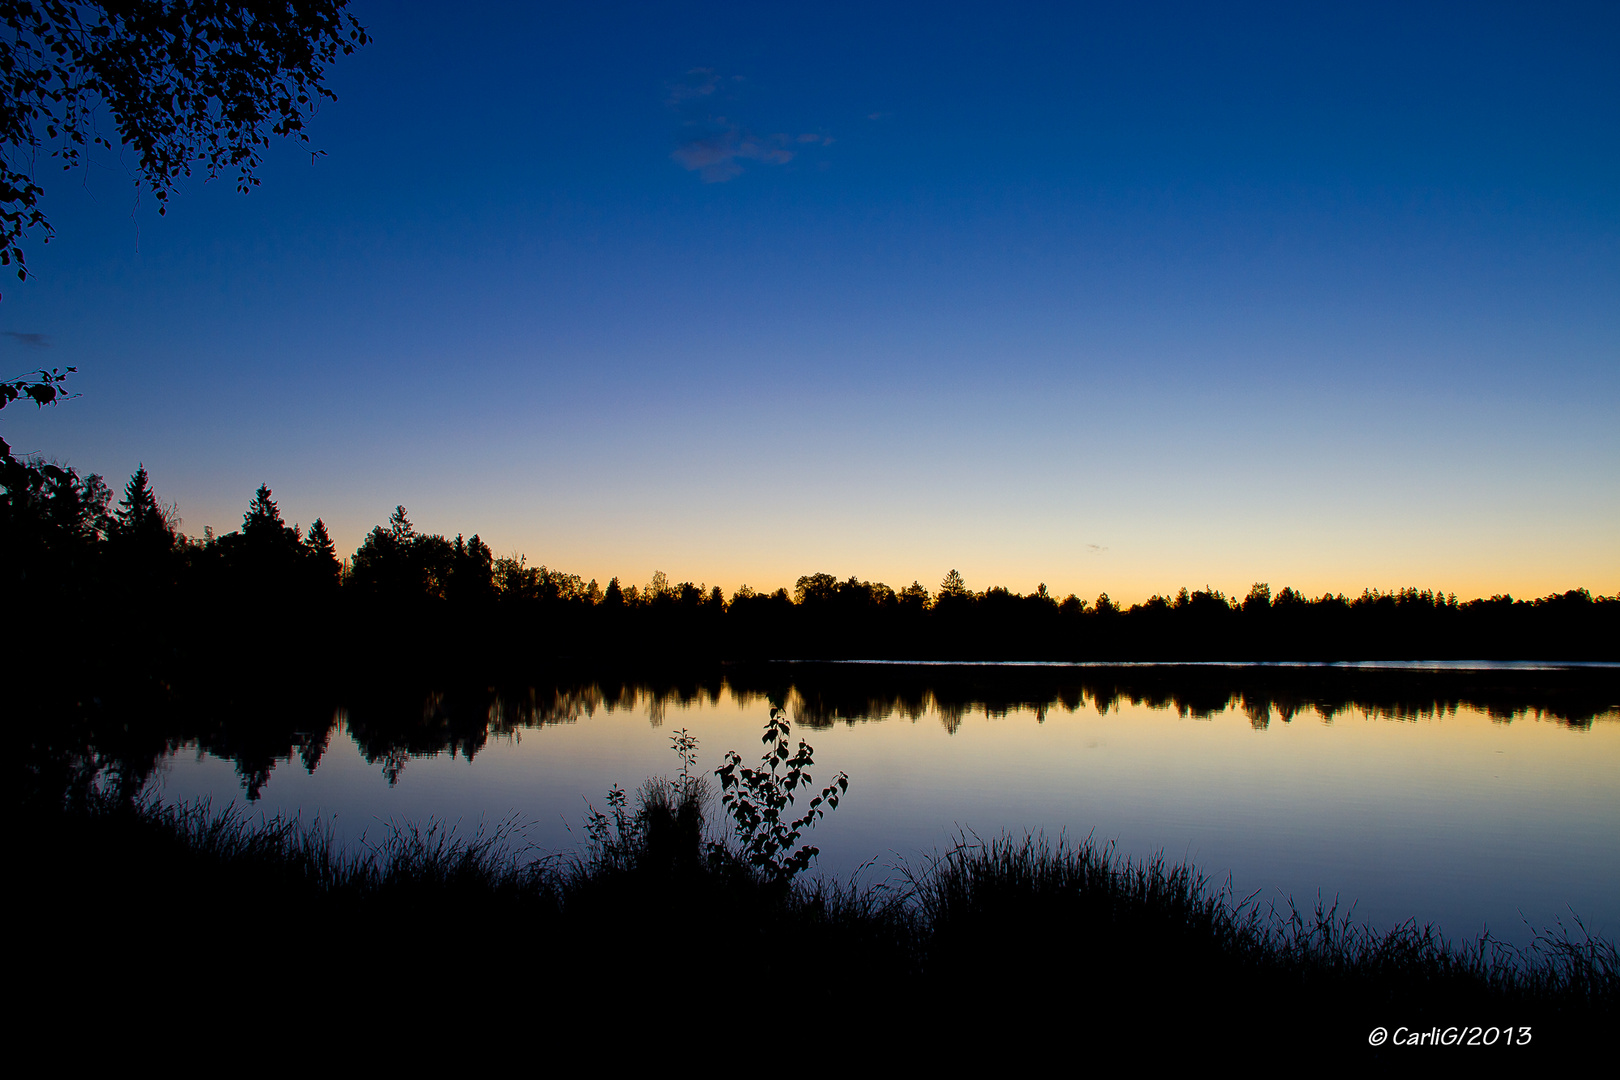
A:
[236, 482, 304, 568]
[242, 484, 283, 539]
[306, 519, 337, 563]
[115, 466, 158, 534]
[113, 465, 174, 547]
[305, 518, 341, 588]
[109, 464, 174, 568]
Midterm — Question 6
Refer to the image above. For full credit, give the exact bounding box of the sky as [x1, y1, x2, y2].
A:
[2, 1, 1616, 603]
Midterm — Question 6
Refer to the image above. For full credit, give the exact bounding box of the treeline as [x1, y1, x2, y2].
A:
[4, 464, 1617, 667]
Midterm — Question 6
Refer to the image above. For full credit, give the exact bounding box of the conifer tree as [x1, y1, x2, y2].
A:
[115, 466, 157, 532]
[109, 464, 175, 570]
[306, 519, 337, 563]
[113, 465, 174, 545]
[305, 518, 340, 588]
[243, 484, 283, 539]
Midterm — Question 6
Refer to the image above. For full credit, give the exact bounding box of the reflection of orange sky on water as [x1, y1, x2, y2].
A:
[157, 684, 1619, 945]
[484, 685, 1619, 943]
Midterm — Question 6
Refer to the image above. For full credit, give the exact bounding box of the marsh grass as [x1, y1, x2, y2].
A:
[906, 830, 1616, 1003]
[15, 776, 1614, 1059]
[148, 796, 556, 901]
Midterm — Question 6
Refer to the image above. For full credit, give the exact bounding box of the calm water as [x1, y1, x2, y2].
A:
[148, 664, 1619, 946]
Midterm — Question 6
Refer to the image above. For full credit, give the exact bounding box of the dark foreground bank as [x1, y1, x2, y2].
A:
[16, 775, 1614, 1065]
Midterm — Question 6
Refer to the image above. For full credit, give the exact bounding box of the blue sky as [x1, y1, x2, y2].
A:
[3, 1, 1615, 601]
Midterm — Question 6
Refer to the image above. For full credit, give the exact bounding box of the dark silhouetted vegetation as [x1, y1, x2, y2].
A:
[2, 2, 369, 290]
[5, 468, 1617, 677]
[15, 713, 1615, 1061]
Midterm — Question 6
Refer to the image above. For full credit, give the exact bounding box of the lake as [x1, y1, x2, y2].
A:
[144, 661, 1618, 948]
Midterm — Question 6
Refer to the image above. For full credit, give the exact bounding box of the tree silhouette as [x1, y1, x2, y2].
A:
[242, 485, 282, 537]
[350, 507, 419, 598]
[0, 366, 77, 497]
[1, 2, 369, 290]
[898, 580, 931, 611]
[305, 518, 336, 560]
[114, 466, 167, 543]
[238, 483, 300, 555]
[304, 517, 340, 588]
[794, 572, 838, 606]
[1, 366, 75, 451]
[446, 534, 494, 603]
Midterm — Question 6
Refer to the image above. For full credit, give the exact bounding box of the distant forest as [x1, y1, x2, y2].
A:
[4, 463, 1616, 668]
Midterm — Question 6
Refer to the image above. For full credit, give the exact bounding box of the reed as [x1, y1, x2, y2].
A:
[14, 754, 1613, 1058]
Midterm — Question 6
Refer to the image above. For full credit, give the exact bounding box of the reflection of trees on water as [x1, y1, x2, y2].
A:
[16, 473, 1612, 798]
[33, 665, 1614, 801]
[1241, 698, 1273, 729]
[771, 665, 1618, 738]
[787, 686, 933, 729]
[642, 676, 728, 728]
[766, 666, 1617, 735]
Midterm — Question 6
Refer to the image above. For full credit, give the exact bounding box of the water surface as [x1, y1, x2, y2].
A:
[147, 664, 1619, 946]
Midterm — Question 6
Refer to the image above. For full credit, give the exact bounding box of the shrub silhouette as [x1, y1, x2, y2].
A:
[715, 705, 848, 886]
[582, 727, 708, 879]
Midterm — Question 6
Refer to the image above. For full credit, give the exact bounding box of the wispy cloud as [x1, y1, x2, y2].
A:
[1084, 544, 1109, 554]
[667, 67, 722, 106]
[3, 331, 50, 348]
[671, 124, 798, 182]
[667, 68, 830, 182]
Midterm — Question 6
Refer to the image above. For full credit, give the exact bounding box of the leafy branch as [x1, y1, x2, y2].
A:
[2, 365, 75, 410]
[715, 705, 848, 886]
[1, 364, 75, 464]
[1, 2, 369, 289]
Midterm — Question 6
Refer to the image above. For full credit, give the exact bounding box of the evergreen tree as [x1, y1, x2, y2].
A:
[446, 533, 494, 602]
[351, 507, 423, 598]
[305, 518, 340, 587]
[934, 568, 972, 617]
[306, 519, 337, 563]
[898, 581, 931, 611]
[233, 482, 303, 570]
[242, 484, 284, 540]
[106, 465, 175, 587]
[115, 466, 157, 533]
[113, 465, 173, 550]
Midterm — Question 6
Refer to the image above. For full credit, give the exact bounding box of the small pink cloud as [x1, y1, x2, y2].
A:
[672, 127, 796, 182]
[668, 68, 720, 105]
[665, 68, 832, 182]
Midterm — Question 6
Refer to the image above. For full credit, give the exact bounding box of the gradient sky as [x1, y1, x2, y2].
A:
[3, 1, 1615, 603]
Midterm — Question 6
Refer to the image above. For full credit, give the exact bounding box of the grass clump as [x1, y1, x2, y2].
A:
[15, 713, 1615, 1060]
